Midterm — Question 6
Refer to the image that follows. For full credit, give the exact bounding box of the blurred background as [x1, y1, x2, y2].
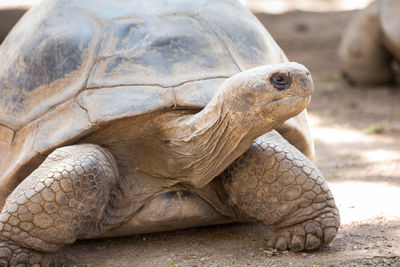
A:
[0, 0, 375, 43]
[0, 0, 399, 266]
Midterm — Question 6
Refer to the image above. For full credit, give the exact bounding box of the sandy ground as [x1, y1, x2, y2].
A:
[1, 3, 400, 267]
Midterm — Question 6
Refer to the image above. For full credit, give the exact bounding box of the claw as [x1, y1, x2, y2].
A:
[266, 213, 339, 252]
[290, 234, 304, 251]
[305, 234, 321, 250]
[275, 236, 288, 251]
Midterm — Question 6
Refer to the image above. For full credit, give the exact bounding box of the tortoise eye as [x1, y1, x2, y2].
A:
[270, 73, 291, 90]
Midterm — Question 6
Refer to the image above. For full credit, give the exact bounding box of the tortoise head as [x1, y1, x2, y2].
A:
[153, 62, 314, 189]
[222, 62, 314, 124]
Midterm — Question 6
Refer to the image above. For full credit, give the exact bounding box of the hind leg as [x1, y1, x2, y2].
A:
[0, 144, 120, 265]
[222, 131, 340, 251]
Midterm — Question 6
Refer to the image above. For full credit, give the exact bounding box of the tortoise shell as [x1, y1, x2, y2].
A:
[380, 0, 400, 61]
[0, 0, 313, 200]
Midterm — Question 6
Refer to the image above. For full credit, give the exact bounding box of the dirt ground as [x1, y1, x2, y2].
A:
[2, 4, 400, 267]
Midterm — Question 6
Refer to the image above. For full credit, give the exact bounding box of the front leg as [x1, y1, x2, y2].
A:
[0, 144, 121, 265]
[222, 130, 340, 251]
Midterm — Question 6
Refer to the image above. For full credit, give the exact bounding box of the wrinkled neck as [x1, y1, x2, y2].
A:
[161, 91, 275, 188]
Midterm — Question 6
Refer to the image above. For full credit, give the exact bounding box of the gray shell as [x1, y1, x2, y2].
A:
[380, 0, 400, 61]
[0, 0, 312, 193]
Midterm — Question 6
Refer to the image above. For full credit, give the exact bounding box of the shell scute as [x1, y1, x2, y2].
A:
[0, 5, 101, 130]
[199, 0, 287, 70]
[88, 16, 238, 88]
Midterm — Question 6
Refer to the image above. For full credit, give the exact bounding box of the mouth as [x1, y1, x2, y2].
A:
[271, 95, 310, 104]
[259, 95, 310, 120]
[268, 95, 311, 115]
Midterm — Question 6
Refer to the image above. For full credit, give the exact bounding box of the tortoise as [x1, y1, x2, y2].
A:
[339, 0, 400, 84]
[0, 0, 340, 264]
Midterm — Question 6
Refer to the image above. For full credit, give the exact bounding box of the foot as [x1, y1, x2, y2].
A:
[0, 240, 60, 266]
[222, 131, 340, 251]
[266, 211, 339, 251]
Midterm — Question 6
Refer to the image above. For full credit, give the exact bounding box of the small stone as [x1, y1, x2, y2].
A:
[263, 248, 278, 256]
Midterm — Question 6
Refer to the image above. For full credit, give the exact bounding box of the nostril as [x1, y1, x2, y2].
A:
[306, 71, 310, 76]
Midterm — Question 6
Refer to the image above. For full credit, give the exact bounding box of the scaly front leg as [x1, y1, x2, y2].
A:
[0, 144, 120, 265]
[222, 130, 340, 251]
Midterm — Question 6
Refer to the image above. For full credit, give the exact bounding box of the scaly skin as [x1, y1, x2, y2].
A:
[0, 144, 118, 265]
[222, 131, 340, 251]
